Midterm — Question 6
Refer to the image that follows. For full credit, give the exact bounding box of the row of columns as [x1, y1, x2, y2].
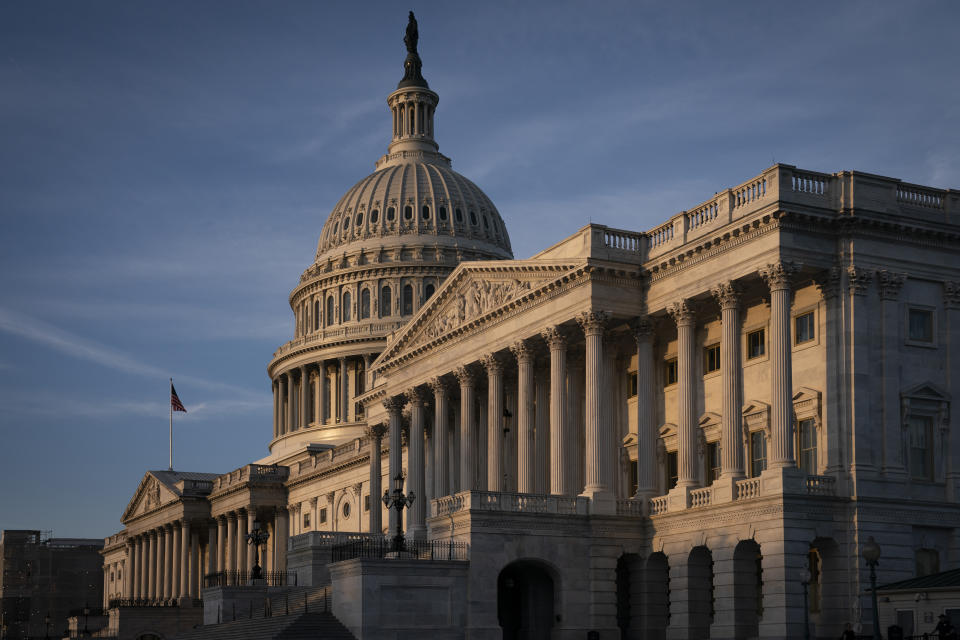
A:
[124, 521, 200, 601]
[273, 355, 373, 438]
[392, 99, 434, 139]
[367, 262, 802, 525]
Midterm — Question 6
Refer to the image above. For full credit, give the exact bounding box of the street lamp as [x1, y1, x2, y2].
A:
[381, 473, 415, 553]
[82, 605, 90, 637]
[246, 519, 270, 580]
[799, 567, 811, 640]
[862, 536, 882, 640]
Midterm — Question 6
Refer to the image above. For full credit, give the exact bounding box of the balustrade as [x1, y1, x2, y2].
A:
[690, 487, 713, 507]
[736, 478, 761, 500]
[804, 474, 836, 496]
[897, 185, 944, 209]
[649, 495, 669, 516]
[615, 499, 644, 517]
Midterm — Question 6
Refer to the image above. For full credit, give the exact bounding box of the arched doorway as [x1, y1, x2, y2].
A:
[497, 560, 555, 640]
[733, 539, 762, 640]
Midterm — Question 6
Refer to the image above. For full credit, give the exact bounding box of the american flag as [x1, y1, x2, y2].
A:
[170, 383, 187, 413]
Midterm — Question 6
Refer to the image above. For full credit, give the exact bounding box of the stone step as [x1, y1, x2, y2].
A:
[172, 612, 355, 640]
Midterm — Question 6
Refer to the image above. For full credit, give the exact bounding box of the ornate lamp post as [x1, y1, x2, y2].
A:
[381, 473, 415, 552]
[799, 567, 811, 640]
[82, 605, 90, 637]
[246, 519, 270, 580]
[862, 536, 882, 640]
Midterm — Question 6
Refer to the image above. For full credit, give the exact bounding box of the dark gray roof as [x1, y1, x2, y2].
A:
[876, 568, 960, 592]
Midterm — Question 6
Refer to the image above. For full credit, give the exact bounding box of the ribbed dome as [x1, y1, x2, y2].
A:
[315, 161, 513, 261]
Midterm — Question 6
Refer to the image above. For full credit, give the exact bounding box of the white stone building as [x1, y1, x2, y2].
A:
[101, 14, 960, 640]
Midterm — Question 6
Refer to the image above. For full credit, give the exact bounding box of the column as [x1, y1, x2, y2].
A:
[668, 300, 699, 491]
[632, 318, 658, 501]
[216, 516, 230, 573]
[511, 341, 536, 494]
[579, 311, 614, 513]
[483, 354, 505, 491]
[406, 388, 427, 539]
[171, 524, 181, 598]
[477, 391, 488, 489]
[207, 522, 217, 580]
[451, 404, 461, 493]
[760, 262, 798, 468]
[125, 543, 135, 598]
[312, 366, 321, 424]
[946, 282, 960, 500]
[132, 538, 142, 599]
[339, 357, 349, 423]
[879, 271, 907, 477]
[285, 371, 295, 434]
[189, 529, 199, 597]
[179, 521, 190, 599]
[155, 528, 165, 599]
[276, 508, 289, 572]
[712, 282, 746, 484]
[367, 423, 387, 534]
[272, 380, 279, 438]
[430, 378, 450, 498]
[534, 362, 550, 494]
[317, 362, 328, 425]
[541, 326, 570, 495]
[383, 395, 405, 535]
[246, 510, 256, 573]
[237, 513, 248, 573]
[300, 364, 310, 429]
[455, 366, 477, 491]
[815, 268, 844, 477]
[226, 512, 237, 574]
[567, 353, 585, 494]
[310, 498, 318, 533]
[164, 525, 174, 598]
[146, 531, 156, 600]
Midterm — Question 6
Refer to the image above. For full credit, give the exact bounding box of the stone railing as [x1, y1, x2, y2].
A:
[103, 532, 127, 548]
[897, 183, 944, 209]
[649, 495, 669, 516]
[288, 531, 384, 551]
[602, 228, 644, 253]
[736, 478, 761, 500]
[273, 320, 406, 359]
[616, 499, 645, 517]
[214, 464, 289, 491]
[431, 491, 588, 517]
[690, 487, 713, 508]
[805, 474, 837, 496]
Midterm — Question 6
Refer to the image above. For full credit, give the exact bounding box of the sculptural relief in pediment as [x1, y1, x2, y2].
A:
[414, 277, 536, 346]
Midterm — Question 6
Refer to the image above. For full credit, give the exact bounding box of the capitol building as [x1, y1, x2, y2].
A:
[97, 15, 960, 640]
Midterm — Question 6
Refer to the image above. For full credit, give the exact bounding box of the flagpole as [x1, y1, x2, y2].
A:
[169, 378, 174, 471]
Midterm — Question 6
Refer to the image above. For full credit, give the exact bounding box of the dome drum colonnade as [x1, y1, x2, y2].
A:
[364, 260, 809, 537]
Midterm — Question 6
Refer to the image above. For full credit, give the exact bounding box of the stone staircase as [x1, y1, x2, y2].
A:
[172, 586, 355, 640]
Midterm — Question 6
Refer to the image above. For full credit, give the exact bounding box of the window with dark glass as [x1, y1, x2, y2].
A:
[402, 284, 414, 315]
[469, 211, 478, 225]
[750, 431, 767, 477]
[386, 206, 395, 221]
[664, 358, 678, 386]
[314, 300, 320, 331]
[704, 344, 720, 373]
[627, 372, 638, 397]
[798, 418, 817, 473]
[319, 508, 327, 524]
[356, 212, 364, 227]
[360, 288, 371, 319]
[364, 495, 370, 512]
[666, 451, 678, 490]
[380, 286, 392, 317]
[908, 308, 934, 342]
[404, 205, 413, 220]
[629, 460, 638, 495]
[916, 548, 940, 577]
[795, 312, 815, 344]
[439, 206, 447, 221]
[455, 208, 463, 222]
[909, 415, 933, 480]
[303, 512, 311, 529]
[706, 441, 721, 484]
[483, 214, 490, 229]
[747, 329, 765, 359]
[424, 283, 435, 300]
[422, 205, 430, 220]
[342, 291, 351, 322]
[326, 296, 335, 325]
[370, 209, 379, 223]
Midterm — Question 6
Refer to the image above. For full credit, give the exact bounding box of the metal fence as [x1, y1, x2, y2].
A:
[107, 598, 200, 608]
[215, 585, 332, 624]
[203, 569, 297, 588]
[330, 538, 469, 562]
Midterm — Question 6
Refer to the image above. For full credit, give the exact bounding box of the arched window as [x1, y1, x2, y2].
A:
[439, 206, 447, 221]
[355, 212, 363, 227]
[380, 286, 392, 317]
[371, 209, 379, 223]
[326, 296, 335, 326]
[386, 206, 395, 221]
[404, 205, 413, 221]
[402, 284, 414, 315]
[483, 214, 490, 230]
[424, 283, 435, 300]
[344, 216, 350, 229]
[422, 205, 430, 220]
[360, 288, 371, 319]
[342, 291, 351, 322]
[455, 207, 463, 222]
[333, 222, 339, 235]
[314, 300, 320, 331]
[469, 211, 478, 225]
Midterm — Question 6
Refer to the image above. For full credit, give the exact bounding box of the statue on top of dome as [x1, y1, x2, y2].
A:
[404, 11, 418, 54]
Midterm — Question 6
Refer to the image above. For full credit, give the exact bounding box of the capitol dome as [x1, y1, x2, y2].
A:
[266, 13, 512, 453]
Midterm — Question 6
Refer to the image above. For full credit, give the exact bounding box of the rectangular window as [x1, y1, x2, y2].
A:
[302, 512, 311, 529]
[750, 431, 767, 477]
[798, 418, 817, 473]
[795, 312, 815, 344]
[747, 329, 765, 359]
[627, 372, 638, 398]
[629, 460, 638, 495]
[704, 344, 720, 373]
[364, 495, 370, 512]
[664, 358, 678, 386]
[896, 610, 915, 638]
[909, 415, 933, 480]
[666, 451, 678, 490]
[908, 308, 934, 343]
[319, 508, 328, 524]
[705, 442, 721, 484]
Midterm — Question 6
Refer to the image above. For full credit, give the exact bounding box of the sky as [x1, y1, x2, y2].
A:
[0, 1, 957, 538]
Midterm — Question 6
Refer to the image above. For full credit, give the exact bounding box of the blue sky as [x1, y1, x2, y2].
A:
[1, 1, 957, 538]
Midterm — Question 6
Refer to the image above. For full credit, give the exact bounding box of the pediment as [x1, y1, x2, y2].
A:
[121, 472, 178, 522]
[699, 412, 722, 428]
[375, 260, 585, 369]
[902, 381, 950, 401]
